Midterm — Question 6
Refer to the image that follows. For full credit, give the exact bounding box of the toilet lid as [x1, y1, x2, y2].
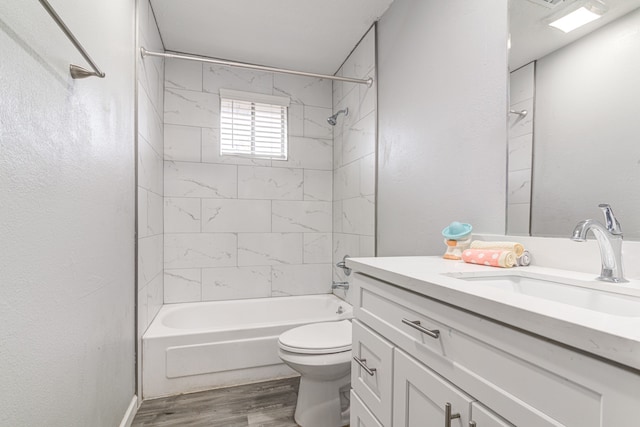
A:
[278, 320, 352, 354]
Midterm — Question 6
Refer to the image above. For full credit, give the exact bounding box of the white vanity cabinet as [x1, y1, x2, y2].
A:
[350, 272, 640, 427]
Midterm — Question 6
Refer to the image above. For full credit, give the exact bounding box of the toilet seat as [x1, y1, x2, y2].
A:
[278, 320, 352, 354]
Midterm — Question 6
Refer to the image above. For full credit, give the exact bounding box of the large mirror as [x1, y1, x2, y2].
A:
[508, 0, 640, 239]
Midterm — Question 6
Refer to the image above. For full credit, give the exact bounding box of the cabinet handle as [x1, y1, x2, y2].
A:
[353, 356, 376, 376]
[445, 402, 461, 427]
[402, 318, 440, 339]
[469, 422, 477, 427]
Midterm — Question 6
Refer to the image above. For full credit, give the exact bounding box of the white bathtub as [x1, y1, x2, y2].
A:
[142, 294, 353, 398]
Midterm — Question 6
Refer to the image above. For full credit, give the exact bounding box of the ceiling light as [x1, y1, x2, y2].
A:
[547, 1, 608, 33]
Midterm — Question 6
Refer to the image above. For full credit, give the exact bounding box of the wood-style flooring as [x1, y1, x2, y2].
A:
[132, 377, 300, 427]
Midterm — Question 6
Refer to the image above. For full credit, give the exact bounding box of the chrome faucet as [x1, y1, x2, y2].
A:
[332, 281, 349, 290]
[571, 204, 627, 283]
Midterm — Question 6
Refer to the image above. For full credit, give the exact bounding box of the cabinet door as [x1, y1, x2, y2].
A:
[394, 349, 473, 427]
[352, 320, 394, 427]
[351, 390, 384, 427]
[471, 402, 514, 427]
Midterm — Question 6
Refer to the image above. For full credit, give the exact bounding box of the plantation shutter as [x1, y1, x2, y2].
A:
[219, 89, 289, 160]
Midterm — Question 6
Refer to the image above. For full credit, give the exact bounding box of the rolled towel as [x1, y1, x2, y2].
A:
[470, 241, 525, 257]
[462, 249, 516, 268]
[517, 250, 531, 266]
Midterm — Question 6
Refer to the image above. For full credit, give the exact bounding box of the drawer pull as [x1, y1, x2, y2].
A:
[402, 318, 440, 339]
[353, 356, 376, 376]
[445, 402, 461, 427]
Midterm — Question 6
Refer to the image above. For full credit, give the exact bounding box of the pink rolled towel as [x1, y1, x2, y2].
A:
[462, 249, 516, 268]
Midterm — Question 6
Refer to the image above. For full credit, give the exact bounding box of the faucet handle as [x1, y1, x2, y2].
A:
[598, 204, 623, 235]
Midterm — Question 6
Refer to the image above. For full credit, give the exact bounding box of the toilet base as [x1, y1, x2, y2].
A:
[294, 374, 351, 427]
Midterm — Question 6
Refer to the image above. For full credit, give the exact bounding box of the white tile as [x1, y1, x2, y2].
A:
[138, 136, 163, 195]
[272, 201, 332, 232]
[332, 200, 343, 233]
[508, 133, 533, 172]
[334, 161, 360, 201]
[359, 236, 376, 257]
[138, 80, 164, 155]
[164, 197, 201, 233]
[138, 234, 163, 286]
[510, 62, 535, 105]
[360, 153, 376, 196]
[238, 233, 303, 266]
[342, 195, 375, 236]
[164, 124, 201, 162]
[336, 85, 360, 132]
[304, 233, 332, 264]
[238, 166, 303, 200]
[304, 170, 332, 201]
[508, 169, 532, 204]
[508, 98, 533, 138]
[272, 264, 332, 296]
[165, 233, 237, 269]
[165, 58, 203, 91]
[203, 64, 273, 94]
[273, 74, 332, 108]
[343, 27, 375, 80]
[201, 266, 272, 301]
[137, 55, 164, 118]
[146, 272, 164, 325]
[343, 111, 376, 164]
[164, 269, 202, 303]
[288, 104, 304, 137]
[138, 188, 149, 239]
[333, 127, 343, 169]
[164, 161, 237, 198]
[303, 105, 333, 139]
[165, 88, 219, 128]
[507, 203, 531, 236]
[201, 199, 271, 232]
[137, 285, 149, 334]
[272, 137, 332, 170]
[358, 72, 376, 121]
[146, 190, 164, 236]
[201, 128, 271, 166]
[332, 233, 360, 282]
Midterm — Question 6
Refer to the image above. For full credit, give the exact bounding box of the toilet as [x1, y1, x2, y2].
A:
[278, 320, 352, 427]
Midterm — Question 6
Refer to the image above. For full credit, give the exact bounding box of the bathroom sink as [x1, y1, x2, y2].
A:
[450, 272, 640, 317]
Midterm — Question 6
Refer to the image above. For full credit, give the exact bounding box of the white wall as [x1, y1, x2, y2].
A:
[332, 26, 377, 299]
[376, 0, 509, 256]
[162, 58, 334, 302]
[0, 0, 136, 425]
[136, 0, 164, 402]
[531, 8, 640, 238]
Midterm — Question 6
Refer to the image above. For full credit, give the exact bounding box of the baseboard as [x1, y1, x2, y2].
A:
[119, 395, 138, 427]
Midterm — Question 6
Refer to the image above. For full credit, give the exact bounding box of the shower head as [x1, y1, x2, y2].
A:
[327, 108, 349, 126]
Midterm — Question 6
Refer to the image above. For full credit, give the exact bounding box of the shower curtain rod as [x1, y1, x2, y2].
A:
[140, 48, 373, 87]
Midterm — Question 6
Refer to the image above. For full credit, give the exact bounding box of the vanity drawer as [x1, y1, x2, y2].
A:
[352, 319, 393, 427]
[350, 390, 383, 427]
[353, 273, 639, 427]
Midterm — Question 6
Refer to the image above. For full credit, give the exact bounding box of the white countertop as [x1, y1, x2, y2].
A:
[346, 256, 640, 371]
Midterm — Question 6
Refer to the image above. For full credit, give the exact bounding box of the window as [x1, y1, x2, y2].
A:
[219, 89, 289, 160]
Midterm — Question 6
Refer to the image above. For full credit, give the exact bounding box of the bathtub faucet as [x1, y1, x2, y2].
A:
[332, 281, 349, 290]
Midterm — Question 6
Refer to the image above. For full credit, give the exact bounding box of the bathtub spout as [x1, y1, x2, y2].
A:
[332, 281, 349, 290]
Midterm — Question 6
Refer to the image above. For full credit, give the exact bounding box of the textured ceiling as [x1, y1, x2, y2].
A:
[510, 0, 640, 69]
[150, 0, 394, 75]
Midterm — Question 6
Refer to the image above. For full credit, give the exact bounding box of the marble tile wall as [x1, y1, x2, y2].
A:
[163, 57, 334, 303]
[137, 0, 164, 402]
[137, 0, 164, 334]
[507, 62, 534, 236]
[332, 26, 377, 302]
